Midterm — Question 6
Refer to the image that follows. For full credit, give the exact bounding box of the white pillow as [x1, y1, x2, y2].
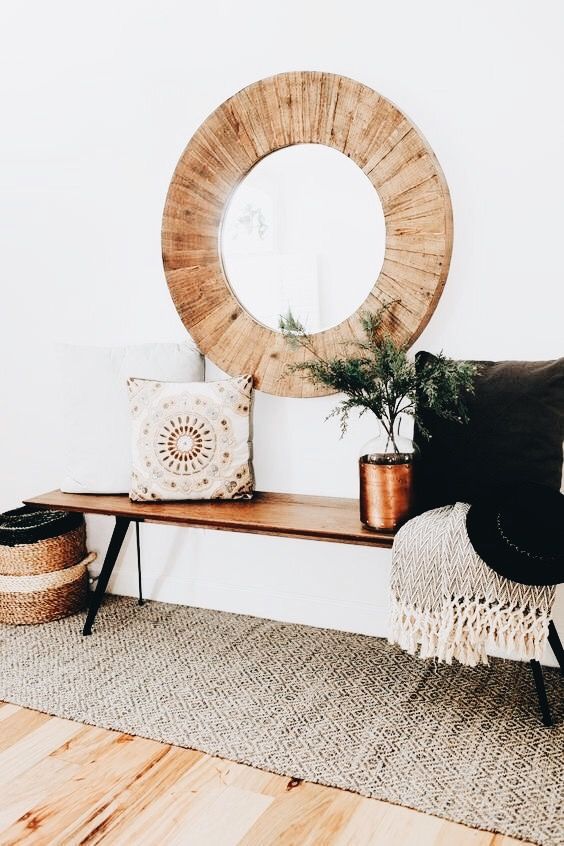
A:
[58, 343, 204, 493]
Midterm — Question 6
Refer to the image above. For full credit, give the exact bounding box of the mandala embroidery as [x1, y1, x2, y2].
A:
[155, 414, 216, 475]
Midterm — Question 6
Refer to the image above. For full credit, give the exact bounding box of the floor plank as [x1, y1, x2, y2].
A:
[0, 717, 81, 788]
[0, 756, 80, 834]
[0, 705, 536, 846]
[434, 821, 494, 846]
[50, 724, 124, 766]
[1, 731, 168, 845]
[238, 781, 363, 846]
[167, 785, 273, 846]
[0, 708, 51, 754]
[0, 703, 21, 723]
[211, 760, 297, 799]
[95, 754, 247, 844]
[328, 798, 392, 846]
[332, 800, 493, 846]
[82, 746, 203, 845]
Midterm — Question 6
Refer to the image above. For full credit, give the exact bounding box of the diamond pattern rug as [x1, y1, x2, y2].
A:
[0, 596, 562, 845]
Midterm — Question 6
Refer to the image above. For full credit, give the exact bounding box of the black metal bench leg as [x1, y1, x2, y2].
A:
[135, 521, 144, 606]
[548, 620, 564, 675]
[83, 517, 131, 636]
[530, 659, 553, 727]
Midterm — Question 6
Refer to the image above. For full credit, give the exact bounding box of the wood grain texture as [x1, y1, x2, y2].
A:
[0, 708, 51, 754]
[162, 71, 453, 397]
[0, 756, 80, 833]
[0, 707, 534, 846]
[0, 717, 81, 789]
[23, 489, 395, 548]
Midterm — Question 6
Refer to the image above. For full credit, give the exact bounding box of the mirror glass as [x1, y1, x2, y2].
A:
[220, 143, 386, 334]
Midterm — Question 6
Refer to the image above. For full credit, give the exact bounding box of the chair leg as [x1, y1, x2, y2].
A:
[548, 620, 564, 675]
[530, 659, 553, 727]
[135, 521, 144, 606]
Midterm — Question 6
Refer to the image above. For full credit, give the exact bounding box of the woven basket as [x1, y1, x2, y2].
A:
[0, 507, 96, 625]
[0, 556, 94, 625]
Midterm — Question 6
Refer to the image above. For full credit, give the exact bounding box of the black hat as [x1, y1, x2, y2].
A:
[466, 483, 564, 586]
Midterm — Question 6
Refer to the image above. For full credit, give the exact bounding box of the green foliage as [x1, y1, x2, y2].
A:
[279, 303, 478, 448]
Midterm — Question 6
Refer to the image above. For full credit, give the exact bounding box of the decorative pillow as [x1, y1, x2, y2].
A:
[128, 375, 254, 501]
[414, 354, 564, 510]
[58, 342, 204, 494]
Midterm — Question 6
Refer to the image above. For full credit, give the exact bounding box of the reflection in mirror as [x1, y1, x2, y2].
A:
[220, 143, 386, 334]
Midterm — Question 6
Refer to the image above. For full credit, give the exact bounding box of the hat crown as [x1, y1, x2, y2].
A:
[466, 483, 564, 586]
[497, 485, 564, 559]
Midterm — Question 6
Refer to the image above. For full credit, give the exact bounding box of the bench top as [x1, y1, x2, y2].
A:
[23, 490, 395, 549]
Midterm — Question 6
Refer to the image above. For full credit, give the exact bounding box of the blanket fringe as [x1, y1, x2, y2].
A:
[388, 593, 550, 667]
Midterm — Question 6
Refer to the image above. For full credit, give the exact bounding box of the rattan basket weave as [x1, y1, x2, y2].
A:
[0, 523, 87, 576]
[0, 507, 96, 625]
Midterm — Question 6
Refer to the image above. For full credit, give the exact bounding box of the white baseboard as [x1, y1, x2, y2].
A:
[108, 567, 391, 637]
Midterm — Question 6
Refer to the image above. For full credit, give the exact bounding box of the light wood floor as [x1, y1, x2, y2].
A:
[0, 703, 532, 846]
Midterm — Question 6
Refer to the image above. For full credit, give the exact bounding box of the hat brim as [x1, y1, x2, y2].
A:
[466, 491, 564, 587]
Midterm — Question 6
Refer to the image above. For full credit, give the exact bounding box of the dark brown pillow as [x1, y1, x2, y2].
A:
[414, 354, 564, 510]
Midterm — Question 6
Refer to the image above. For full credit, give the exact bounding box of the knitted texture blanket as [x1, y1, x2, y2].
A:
[389, 503, 556, 666]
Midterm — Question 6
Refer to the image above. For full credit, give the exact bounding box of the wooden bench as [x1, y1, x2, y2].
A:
[23, 490, 394, 637]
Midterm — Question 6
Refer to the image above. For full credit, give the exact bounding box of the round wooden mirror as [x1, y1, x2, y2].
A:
[162, 72, 453, 397]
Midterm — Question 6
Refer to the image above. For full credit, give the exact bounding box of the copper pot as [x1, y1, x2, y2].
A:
[359, 457, 415, 532]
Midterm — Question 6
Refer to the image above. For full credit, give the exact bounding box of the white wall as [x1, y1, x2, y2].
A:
[1, 0, 563, 663]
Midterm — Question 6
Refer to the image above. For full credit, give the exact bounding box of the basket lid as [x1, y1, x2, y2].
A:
[0, 507, 84, 547]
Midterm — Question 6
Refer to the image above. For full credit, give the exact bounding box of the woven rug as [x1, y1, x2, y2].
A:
[0, 597, 562, 846]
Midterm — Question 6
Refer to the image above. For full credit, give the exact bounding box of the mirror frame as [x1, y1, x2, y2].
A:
[162, 72, 453, 397]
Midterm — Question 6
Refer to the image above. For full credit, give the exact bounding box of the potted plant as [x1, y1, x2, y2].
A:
[280, 302, 477, 531]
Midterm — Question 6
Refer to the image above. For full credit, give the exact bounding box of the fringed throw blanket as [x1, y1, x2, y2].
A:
[389, 503, 556, 666]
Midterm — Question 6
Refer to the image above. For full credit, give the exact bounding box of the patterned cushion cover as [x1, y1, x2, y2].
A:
[128, 375, 254, 502]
